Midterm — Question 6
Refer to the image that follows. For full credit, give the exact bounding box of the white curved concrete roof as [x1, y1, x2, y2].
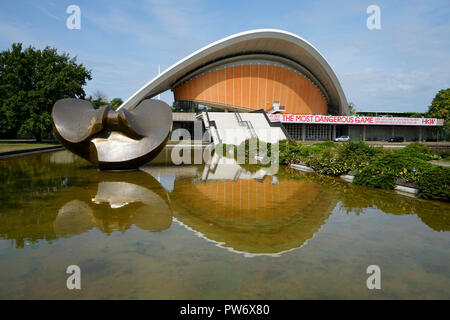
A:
[118, 29, 349, 115]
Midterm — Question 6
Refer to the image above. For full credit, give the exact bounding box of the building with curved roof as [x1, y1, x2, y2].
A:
[119, 29, 349, 116]
[118, 29, 443, 143]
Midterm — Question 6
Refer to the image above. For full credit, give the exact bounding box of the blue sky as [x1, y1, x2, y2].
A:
[0, 0, 449, 112]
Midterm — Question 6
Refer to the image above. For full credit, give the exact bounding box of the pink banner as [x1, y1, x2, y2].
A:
[268, 114, 440, 126]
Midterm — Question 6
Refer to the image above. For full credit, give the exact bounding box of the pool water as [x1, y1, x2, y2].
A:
[0, 149, 449, 299]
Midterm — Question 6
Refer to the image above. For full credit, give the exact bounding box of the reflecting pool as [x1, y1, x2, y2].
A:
[0, 149, 449, 299]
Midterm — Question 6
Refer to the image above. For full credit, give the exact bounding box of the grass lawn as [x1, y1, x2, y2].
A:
[0, 143, 59, 153]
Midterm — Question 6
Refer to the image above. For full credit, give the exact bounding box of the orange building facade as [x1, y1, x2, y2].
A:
[173, 61, 328, 114]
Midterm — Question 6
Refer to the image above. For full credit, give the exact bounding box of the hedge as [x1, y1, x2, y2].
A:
[417, 166, 450, 201]
[217, 140, 449, 202]
[353, 152, 433, 189]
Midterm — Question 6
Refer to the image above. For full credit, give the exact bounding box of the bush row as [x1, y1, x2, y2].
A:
[219, 139, 449, 202]
[353, 152, 433, 189]
[279, 140, 384, 176]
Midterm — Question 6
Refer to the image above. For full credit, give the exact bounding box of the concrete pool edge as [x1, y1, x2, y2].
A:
[0, 145, 64, 159]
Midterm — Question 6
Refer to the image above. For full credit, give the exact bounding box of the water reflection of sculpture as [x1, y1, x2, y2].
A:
[1, 150, 447, 251]
[54, 176, 172, 235]
[0, 168, 173, 248]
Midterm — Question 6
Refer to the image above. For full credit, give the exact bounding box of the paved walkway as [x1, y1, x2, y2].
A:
[430, 160, 450, 167]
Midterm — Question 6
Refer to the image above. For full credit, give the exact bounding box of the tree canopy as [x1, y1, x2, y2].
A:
[347, 102, 356, 115]
[427, 88, 450, 121]
[0, 43, 92, 140]
[86, 91, 123, 110]
[110, 98, 123, 110]
[427, 88, 450, 140]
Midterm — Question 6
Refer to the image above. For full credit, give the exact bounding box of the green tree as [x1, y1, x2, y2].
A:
[86, 90, 109, 109]
[0, 43, 92, 141]
[427, 88, 450, 120]
[348, 102, 356, 115]
[427, 88, 450, 141]
[110, 98, 123, 110]
[86, 94, 122, 110]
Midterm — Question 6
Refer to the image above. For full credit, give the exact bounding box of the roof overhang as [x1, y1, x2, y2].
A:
[118, 29, 349, 115]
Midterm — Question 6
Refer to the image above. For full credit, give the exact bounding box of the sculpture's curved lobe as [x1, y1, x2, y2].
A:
[52, 98, 172, 170]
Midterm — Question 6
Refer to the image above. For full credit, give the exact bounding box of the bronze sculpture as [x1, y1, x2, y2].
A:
[52, 98, 172, 170]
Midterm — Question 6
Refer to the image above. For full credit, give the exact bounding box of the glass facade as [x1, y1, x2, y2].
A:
[172, 100, 225, 113]
[284, 124, 330, 141]
[306, 124, 330, 141]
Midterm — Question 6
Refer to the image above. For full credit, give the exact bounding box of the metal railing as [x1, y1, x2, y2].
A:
[234, 112, 257, 139]
[201, 111, 221, 144]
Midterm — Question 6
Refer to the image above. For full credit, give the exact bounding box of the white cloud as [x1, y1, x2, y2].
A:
[34, 4, 63, 22]
[85, 8, 158, 46]
[0, 21, 33, 44]
[341, 67, 448, 111]
[145, 0, 195, 38]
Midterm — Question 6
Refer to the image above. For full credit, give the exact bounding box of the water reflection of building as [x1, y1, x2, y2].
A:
[178, 176, 320, 222]
[2, 150, 448, 251]
[165, 159, 338, 257]
[140, 165, 200, 192]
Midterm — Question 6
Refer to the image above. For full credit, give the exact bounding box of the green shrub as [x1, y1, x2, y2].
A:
[221, 139, 449, 202]
[338, 141, 384, 171]
[339, 140, 383, 160]
[303, 141, 383, 175]
[310, 157, 349, 176]
[353, 166, 397, 189]
[309, 141, 335, 152]
[279, 140, 310, 164]
[396, 142, 438, 161]
[220, 139, 276, 164]
[306, 146, 346, 175]
[402, 142, 433, 156]
[354, 152, 433, 189]
[417, 166, 450, 201]
[396, 150, 434, 161]
[280, 140, 385, 174]
[439, 151, 450, 159]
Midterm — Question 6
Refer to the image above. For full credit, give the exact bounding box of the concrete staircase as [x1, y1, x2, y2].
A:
[199, 111, 287, 145]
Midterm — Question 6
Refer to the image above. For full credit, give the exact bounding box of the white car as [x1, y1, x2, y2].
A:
[334, 136, 350, 142]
